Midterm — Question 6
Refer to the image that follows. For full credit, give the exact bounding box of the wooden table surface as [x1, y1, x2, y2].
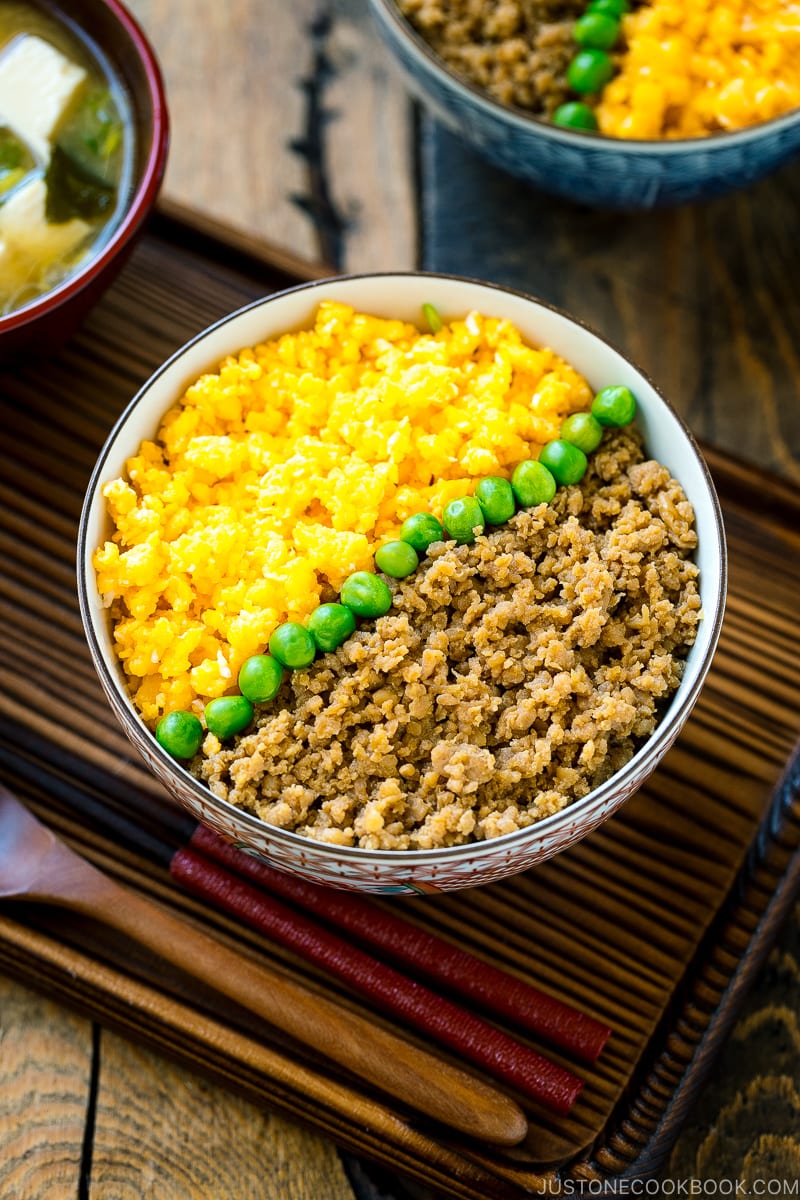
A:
[2, 2, 800, 1196]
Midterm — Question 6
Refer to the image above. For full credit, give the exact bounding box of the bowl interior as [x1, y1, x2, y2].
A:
[79, 273, 727, 870]
[63, 0, 163, 183]
[0, 0, 167, 336]
[368, 0, 800, 154]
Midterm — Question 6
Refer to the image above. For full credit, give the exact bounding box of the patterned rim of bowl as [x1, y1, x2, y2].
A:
[77, 271, 728, 873]
[369, 0, 800, 153]
[0, 0, 169, 335]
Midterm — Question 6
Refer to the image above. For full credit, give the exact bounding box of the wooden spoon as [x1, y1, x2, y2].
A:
[0, 784, 527, 1146]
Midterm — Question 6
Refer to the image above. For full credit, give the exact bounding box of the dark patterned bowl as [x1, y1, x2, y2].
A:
[0, 0, 168, 361]
[368, 0, 800, 209]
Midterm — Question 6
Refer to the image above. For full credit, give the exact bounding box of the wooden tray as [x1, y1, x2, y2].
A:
[2, 210, 800, 1197]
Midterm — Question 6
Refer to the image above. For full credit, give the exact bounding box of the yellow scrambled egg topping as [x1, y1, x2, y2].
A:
[94, 302, 592, 723]
[597, 0, 800, 139]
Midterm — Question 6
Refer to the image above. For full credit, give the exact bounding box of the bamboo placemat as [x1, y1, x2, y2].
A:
[1, 211, 799, 1197]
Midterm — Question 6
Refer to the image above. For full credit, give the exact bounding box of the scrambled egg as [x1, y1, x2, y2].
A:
[597, 0, 800, 139]
[94, 302, 591, 722]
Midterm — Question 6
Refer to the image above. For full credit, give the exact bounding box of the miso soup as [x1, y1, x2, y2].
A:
[0, 1, 133, 316]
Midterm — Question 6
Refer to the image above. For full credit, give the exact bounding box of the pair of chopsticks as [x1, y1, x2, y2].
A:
[0, 722, 610, 1119]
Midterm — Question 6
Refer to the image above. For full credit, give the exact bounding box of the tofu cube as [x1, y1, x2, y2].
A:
[0, 176, 89, 298]
[0, 35, 86, 164]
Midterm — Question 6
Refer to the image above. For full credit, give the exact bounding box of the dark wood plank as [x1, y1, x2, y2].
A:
[91, 1034, 357, 1200]
[0, 977, 91, 1199]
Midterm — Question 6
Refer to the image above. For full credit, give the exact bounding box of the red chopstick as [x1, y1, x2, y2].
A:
[171, 845, 583, 1115]
[189, 824, 610, 1064]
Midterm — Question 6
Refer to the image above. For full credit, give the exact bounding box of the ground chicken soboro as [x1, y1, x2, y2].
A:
[196, 429, 702, 850]
[397, 0, 586, 116]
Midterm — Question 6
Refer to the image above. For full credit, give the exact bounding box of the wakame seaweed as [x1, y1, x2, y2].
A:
[44, 143, 115, 222]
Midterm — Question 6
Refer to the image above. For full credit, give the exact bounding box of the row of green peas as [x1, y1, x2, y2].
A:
[552, 0, 630, 132]
[155, 377, 637, 762]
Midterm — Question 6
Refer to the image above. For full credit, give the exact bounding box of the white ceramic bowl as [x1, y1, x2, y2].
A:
[78, 273, 727, 894]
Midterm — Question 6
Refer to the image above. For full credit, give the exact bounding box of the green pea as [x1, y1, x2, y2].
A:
[475, 476, 516, 525]
[156, 710, 203, 760]
[399, 512, 444, 554]
[442, 495, 485, 544]
[307, 603, 356, 653]
[561, 411, 604, 453]
[511, 459, 557, 507]
[422, 302, 443, 333]
[552, 101, 598, 132]
[587, 0, 629, 15]
[268, 621, 317, 669]
[204, 695, 254, 740]
[567, 49, 614, 94]
[376, 539, 419, 578]
[238, 654, 284, 703]
[591, 385, 637, 427]
[574, 11, 620, 50]
[538, 440, 588, 486]
[340, 571, 393, 618]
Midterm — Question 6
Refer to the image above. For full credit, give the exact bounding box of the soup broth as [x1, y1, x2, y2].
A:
[0, 0, 133, 316]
